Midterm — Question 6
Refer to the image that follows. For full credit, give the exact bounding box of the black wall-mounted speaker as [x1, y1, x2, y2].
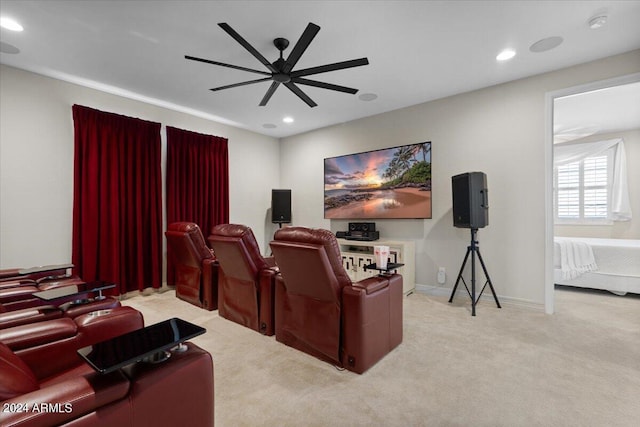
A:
[452, 172, 489, 229]
[271, 189, 291, 224]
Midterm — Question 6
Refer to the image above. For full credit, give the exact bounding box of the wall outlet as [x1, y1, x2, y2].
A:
[437, 267, 446, 284]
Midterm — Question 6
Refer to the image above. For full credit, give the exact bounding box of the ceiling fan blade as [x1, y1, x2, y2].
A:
[282, 23, 320, 74]
[292, 77, 358, 94]
[284, 82, 317, 107]
[259, 81, 281, 106]
[210, 77, 272, 92]
[218, 23, 277, 73]
[291, 58, 369, 78]
[185, 55, 271, 76]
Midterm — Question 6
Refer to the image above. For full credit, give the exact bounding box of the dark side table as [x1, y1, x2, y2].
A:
[363, 262, 404, 275]
[32, 281, 116, 304]
[78, 318, 206, 374]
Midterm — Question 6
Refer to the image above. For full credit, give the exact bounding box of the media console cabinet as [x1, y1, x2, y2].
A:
[336, 238, 415, 295]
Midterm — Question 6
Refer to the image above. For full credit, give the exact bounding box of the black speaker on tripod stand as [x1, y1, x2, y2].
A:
[449, 172, 501, 316]
[452, 171, 489, 229]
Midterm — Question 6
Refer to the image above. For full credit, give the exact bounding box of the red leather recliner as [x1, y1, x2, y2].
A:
[165, 222, 218, 310]
[269, 227, 403, 374]
[0, 312, 214, 426]
[0, 265, 86, 310]
[0, 306, 144, 379]
[208, 224, 278, 335]
[0, 268, 92, 311]
[0, 297, 121, 330]
[0, 280, 122, 330]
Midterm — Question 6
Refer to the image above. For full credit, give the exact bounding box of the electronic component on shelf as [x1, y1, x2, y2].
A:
[335, 223, 379, 241]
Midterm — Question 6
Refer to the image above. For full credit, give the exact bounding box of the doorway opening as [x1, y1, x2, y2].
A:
[545, 73, 640, 314]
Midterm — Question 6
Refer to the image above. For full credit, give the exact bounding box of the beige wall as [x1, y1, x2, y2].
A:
[2, 50, 639, 305]
[0, 65, 280, 270]
[280, 50, 640, 306]
[554, 128, 640, 239]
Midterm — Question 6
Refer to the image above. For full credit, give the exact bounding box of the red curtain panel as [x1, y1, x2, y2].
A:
[71, 105, 163, 294]
[165, 126, 229, 285]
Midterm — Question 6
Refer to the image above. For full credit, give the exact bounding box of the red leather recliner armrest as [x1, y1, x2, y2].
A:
[341, 274, 404, 374]
[351, 275, 390, 294]
[62, 297, 121, 318]
[0, 285, 40, 304]
[0, 298, 52, 314]
[0, 279, 36, 290]
[0, 371, 130, 427]
[0, 305, 61, 329]
[1, 297, 122, 329]
[10, 306, 144, 380]
[121, 342, 214, 427]
[0, 304, 141, 352]
[75, 306, 144, 349]
[36, 276, 85, 291]
[0, 317, 77, 351]
[0, 268, 22, 280]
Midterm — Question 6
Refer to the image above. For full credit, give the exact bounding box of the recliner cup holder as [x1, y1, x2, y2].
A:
[143, 350, 171, 364]
[88, 309, 112, 317]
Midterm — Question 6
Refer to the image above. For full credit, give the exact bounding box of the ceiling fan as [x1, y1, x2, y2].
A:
[185, 22, 369, 107]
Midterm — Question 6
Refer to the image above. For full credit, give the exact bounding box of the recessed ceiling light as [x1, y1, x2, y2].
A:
[262, 123, 277, 129]
[0, 16, 24, 32]
[530, 36, 564, 53]
[282, 117, 294, 124]
[496, 49, 516, 61]
[358, 93, 378, 101]
[588, 15, 608, 29]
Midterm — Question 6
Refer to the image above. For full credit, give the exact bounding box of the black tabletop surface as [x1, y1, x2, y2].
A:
[363, 262, 405, 272]
[32, 281, 116, 301]
[78, 318, 206, 374]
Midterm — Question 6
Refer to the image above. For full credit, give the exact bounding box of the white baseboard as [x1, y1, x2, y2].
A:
[414, 284, 545, 312]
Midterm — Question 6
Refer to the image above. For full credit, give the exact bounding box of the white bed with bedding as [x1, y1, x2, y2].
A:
[554, 237, 640, 295]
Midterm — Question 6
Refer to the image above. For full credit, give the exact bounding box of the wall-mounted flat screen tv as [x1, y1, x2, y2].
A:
[324, 142, 431, 219]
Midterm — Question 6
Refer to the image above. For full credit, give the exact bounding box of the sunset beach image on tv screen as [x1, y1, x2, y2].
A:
[324, 142, 431, 219]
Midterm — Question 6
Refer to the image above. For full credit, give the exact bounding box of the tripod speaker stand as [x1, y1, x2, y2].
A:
[448, 228, 501, 316]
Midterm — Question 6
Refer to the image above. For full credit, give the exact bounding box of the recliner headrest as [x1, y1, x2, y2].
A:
[273, 227, 351, 289]
[209, 224, 269, 275]
[166, 222, 214, 261]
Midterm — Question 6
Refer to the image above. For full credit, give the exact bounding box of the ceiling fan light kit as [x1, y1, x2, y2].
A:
[186, 22, 369, 107]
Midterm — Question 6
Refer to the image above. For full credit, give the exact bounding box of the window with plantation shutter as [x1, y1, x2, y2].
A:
[583, 155, 608, 218]
[554, 149, 612, 223]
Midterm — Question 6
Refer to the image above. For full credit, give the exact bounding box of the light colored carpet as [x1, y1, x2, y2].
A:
[122, 287, 640, 427]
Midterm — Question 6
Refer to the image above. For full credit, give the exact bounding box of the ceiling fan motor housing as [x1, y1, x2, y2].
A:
[274, 37, 290, 52]
[273, 73, 291, 83]
[273, 38, 291, 82]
